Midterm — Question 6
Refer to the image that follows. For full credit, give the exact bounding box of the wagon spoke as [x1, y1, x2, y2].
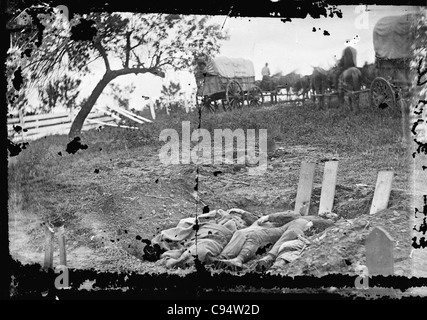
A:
[198, 96, 217, 114]
[369, 77, 396, 114]
[226, 80, 244, 110]
[247, 86, 264, 108]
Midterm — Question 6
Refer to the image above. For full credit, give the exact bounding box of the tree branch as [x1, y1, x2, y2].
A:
[111, 67, 165, 78]
[124, 31, 131, 69]
[150, 50, 162, 68]
[94, 40, 110, 71]
[132, 52, 145, 68]
[127, 22, 158, 53]
[157, 55, 189, 68]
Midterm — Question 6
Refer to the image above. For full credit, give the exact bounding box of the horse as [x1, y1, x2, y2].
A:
[339, 46, 357, 71]
[292, 75, 311, 101]
[331, 46, 358, 92]
[359, 62, 377, 89]
[258, 76, 278, 103]
[259, 71, 300, 103]
[310, 67, 330, 109]
[338, 67, 362, 113]
[274, 71, 300, 100]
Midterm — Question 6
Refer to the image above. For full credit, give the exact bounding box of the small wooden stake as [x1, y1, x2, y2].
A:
[294, 162, 316, 216]
[318, 161, 339, 215]
[149, 100, 156, 119]
[43, 224, 54, 270]
[400, 100, 410, 146]
[366, 226, 394, 276]
[370, 171, 394, 214]
[58, 226, 67, 266]
[18, 109, 25, 143]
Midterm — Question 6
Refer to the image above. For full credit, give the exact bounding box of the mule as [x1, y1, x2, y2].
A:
[311, 67, 330, 109]
[292, 75, 311, 101]
[338, 46, 357, 71]
[338, 67, 362, 113]
[329, 46, 358, 94]
[275, 72, 300, 100]
[359, 62, 377, 89]
[258, 77, 277, 103]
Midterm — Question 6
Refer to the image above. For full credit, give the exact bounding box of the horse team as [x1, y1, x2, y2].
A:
[258, 47, 376, 114]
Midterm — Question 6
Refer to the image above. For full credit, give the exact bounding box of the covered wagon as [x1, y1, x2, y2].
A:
[370, 13, 417, 111]
[195, 56, 264, 112]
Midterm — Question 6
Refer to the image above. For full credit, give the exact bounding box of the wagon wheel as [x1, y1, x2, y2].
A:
[246, 86, 264, 108]
[370, 77, 396, 113]
[226, 80, 244, 110]
[197, 96, 217, 113]
[203, 97, 218, 113]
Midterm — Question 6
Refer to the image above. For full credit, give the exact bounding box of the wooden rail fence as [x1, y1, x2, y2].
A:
[8, 109, 117, 142]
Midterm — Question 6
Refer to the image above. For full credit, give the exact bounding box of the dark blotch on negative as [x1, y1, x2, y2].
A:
[70, 19, 97, 41]
[21, 48, 32, 58]
[213, 170, 222, 176]
[12, 67, 24, 91]
[66, 137, 88, 154]
[192, 220, 199, 232]
[13, 125, 22, 133]
[7, 139, 29, 157]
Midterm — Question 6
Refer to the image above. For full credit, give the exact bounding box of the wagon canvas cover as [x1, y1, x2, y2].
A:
[205, 57, 255, 78]
[196, 56, 256, 96]
[373, 14, 415, 60]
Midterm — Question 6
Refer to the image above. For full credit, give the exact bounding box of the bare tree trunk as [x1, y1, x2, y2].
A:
[68, 67, 161, 140]
[68, 72, 114, 139]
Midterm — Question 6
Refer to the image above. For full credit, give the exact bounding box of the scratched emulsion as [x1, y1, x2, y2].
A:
[409, 36, 427, 296]
[412, 63, 427, 253]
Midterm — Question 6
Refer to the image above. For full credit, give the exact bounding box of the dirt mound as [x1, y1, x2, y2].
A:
[265, 209, 412, 277]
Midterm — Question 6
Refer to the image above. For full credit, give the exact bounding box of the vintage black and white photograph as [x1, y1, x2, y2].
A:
[5, 0, 427, 301]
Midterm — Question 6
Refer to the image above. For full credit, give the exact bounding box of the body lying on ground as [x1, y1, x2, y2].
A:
[213, 211, 335, 270]
[150, 208, 259, 268]
[254, 219, 312, 272]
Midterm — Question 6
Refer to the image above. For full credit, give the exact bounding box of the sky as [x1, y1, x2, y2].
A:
[39, 5, 423, 113]
[210, 5, 421, 77]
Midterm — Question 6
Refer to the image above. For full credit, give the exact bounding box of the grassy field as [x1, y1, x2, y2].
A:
[8, 98, 419, 294]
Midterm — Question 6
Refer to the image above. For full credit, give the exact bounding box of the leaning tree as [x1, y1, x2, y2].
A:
[8, 8, 229, 138]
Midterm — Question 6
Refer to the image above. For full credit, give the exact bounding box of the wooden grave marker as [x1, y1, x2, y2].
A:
[294, 162, 316, 216]
[369, 171, 394, 214]
[318, 161, 339, 215]
[43, 224, 54, 270]
[366, 226, 394, 276]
